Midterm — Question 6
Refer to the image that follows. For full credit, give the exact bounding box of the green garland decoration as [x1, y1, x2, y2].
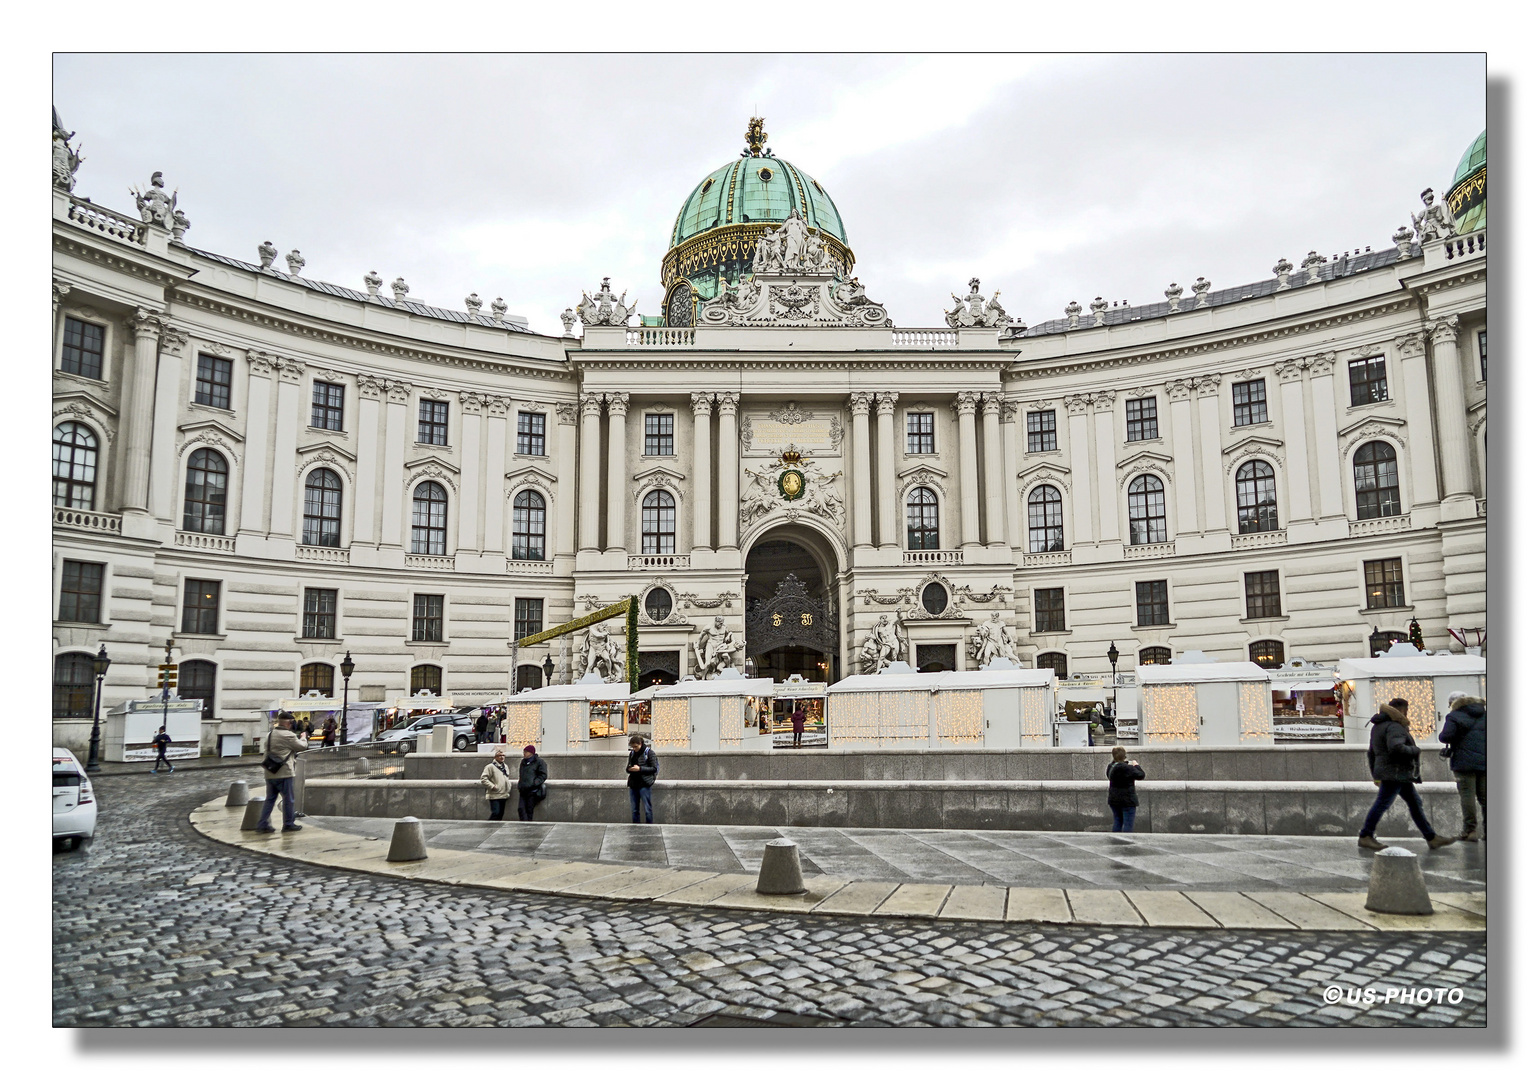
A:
[626, 595, 640, 693]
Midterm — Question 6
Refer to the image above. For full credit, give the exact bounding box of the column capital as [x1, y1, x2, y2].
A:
[1306, 351, 1337, 377]
[580, 392, 605, 418]
[1000, 399, 1018, 422]
[247, 351, 278, 377]
[357, 372, 385, 398]
[605, 391, 630, 416]
[1394, 333, 1426, 359]
[385, 379, 411, 403]
[1163, 378, 1193, 401]
[981, 391, 1003, 415]
[849, 391, 872, 415]
[484, 395, 512, 417]
[691, 391, 715, 416]
[953, 391, 979, 415]
[874, 391, 898, 415]
[132, 306, 163, 338]
[1273, 358, 1305, 382]
[52, 280, 71, 310]
[714, 391, 739, 414]
[157, 325, 190, 356]
[1064, 393, 1091, 415]
[556, 401, 580, 425]
[1194, 373, 1222, 396]
[459, 390, 485, 413]
[1091, 389, 1117, 412]
[278, 357, 308, 383]
[1430, 315, 1460, 346]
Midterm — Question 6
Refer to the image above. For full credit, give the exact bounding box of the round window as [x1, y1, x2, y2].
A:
[921, 582, 948, 616]
[645, 587, 673, 622]
[758, 167, 773, 182]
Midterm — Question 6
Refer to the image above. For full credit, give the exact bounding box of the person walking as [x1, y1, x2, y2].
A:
[256, 714, 308, 833]
[789, 706, 806, 749]
[150, 726, 174, 774]
[626, 735, 658, 824]
[480, 748, 514, 821]
[321, 716, 337, 748]
[1106, 745, 1144, 832]
[474, 710, 489, 747]
[517, 744, 548, 822]
[1358, 697, 1457, 850]
[1439, 692, 1487, 841]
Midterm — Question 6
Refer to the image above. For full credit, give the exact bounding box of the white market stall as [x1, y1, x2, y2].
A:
[264, 691, 344, 744]
[1136, 652, 1273, 745]
[1268, 659, 1342, 742]
[104, 698, 203, 762]
[1335, 645, 1486, 745]
[770, 675, 828, 748]
[826, 665, 936, 748]
[500, 676, 632, 753]
[636, 671, 776, 751]
[825, 661, 1058, 748]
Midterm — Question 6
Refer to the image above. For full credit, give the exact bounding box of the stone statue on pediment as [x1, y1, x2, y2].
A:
[858, 615, 906, 674]
[969, 611, 1015, 667]
[946, 278, 1009, 328]
[580, 621, 626, 683]
[53, 120, 83, 192]
[694, 615, 740, 680]
[132, 171, 177, 228]
[1412, 186, 1456, 244]
[576, 276, 637, 327]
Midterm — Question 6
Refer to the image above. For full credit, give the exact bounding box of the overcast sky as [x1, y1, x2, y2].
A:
[52, 54, 1485, 336]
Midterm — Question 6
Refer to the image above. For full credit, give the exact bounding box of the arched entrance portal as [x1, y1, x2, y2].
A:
[743, 529, 841, 683]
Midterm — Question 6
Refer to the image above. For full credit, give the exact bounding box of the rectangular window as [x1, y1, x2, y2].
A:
[311, 381, 345, 430]
[1478, 330, 1487, 381]
[58, 560, 104, 624]
[1348, 356, 1389, 407]
[644, 414, 674, 456]
[61, 317, 105, 380]
[1135, 580, 1169, 627]
[1243, 570, 1282, 620]
[412, 594, 444, 642]
[906, 412, 935, 454]
[1364, 559, 1406, 610]
[417, 400, 448, 445]
[516, 411, 546, 456]
[1034, 588, 1066, 633]
[514, 597, 544, 642]
[181, 578, 221, 635]
[302, 587, 338, 639]
[1026, 409, 1057, 452]
[1231, 378, 1268, 426]
[1125, 397, 1159, 441]
[194, 354, 233, 410]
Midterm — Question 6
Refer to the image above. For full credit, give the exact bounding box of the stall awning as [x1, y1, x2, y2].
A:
[267, 698, 342, 712]
[1271, 679, 1336, 692]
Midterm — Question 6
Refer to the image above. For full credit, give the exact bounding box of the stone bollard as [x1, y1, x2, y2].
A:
[756, 839, 806, 895]
[1365, 846, 1434, 915]
[387, 817, 428, 862]
[354, 756, 371, 776]
[240, 798, 265, 831]
[225, 780, 250, 807]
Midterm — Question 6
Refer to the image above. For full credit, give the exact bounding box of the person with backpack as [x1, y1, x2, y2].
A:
[625, 735, 658, 824]
[1439, 692, 1487, 841]
[256, 713, 308, 833]
[1358, 697, 1456, 850]
[1106, 745, 1144, 832]
[517, 744, 548, 822]
[150, 726, 174, 774]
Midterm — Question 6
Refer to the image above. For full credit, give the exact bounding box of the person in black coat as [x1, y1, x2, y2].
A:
[1358, 698, 1455, 850]
[1106, 746, 1144, 833]
[517, 744, 548, 822]
[625, 735, 658, 824]
[1439, 693, 1486, 841]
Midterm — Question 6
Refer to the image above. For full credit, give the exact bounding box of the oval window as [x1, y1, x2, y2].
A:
[758, 167, 773, 182]
[645, 587, 673, 622]
[921, 582, 948, 616]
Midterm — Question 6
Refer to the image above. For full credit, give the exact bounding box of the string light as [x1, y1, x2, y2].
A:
[1142, 684, 1199, 741]
[652, 698, 690, 747]
[566, 701, 585, 746]
[935, 690, 983, 743]
[1374, 678, 1437, 741]
[1022, 687, 1053, 739]
[1238, 682, 1271, 741]
[716, 697, 741, 746]
[510, 703, 541, 748]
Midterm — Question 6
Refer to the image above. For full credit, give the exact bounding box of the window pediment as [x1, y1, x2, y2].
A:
[1337, 414, 1405, 441]
[300, 441, 358, 464]
[177, 417, 245, 444]
[52, 389, 117, 421]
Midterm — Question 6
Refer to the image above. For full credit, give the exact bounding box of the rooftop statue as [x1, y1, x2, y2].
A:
[52, 119, 83, 192]
[702, 213, 890, 328]
[131, 171, 177, 229]
[576, 277, 637, 327]
[945, 278, 1009, 328]
[1412, 186, 1457, 243]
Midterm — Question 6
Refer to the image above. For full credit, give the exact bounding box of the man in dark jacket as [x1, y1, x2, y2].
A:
[1358, 698, 1456, 850]
[150, 726, 174, 773]
[626, 735, 658, 824]
[1439, 693, 1486, 841]
[1106, 745, 1144, 833]
[517, 744, 548, 822]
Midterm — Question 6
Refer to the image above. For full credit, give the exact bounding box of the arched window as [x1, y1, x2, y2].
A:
[1027, 485, 1064, 552]
[1248, 640, 1284, 669]
[641, 490, 676, 555]
[182, 449, 228, 535]
[302, 468, 343, 548]
[52, 422, 97, 510]
[1035, 651, 1068, 680]
[180, 659, 217, 719]
[411, 480, 448, 555]
[299, 662, 334, 696]
[53, 652, 95, 718]
[1128, 475, 1167, 545]
[906, 487, 939, 550]
[1139, 646, 1172, 665]
[1235, 460, 1278, 534]
[411, 664, 442, 696]
[510, 490, 546, 560]
[1353, 441, 1401, 519]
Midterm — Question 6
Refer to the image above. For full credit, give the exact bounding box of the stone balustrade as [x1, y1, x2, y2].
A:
[902, 548, 963, 565]
[1348, 514, 1412, 538]
[1233, 530, 1288, 549]
[54, 507, 122, 534]
[1439, 228, 1485, 264]
[405, 554, 456, 571]
[1021, 550, 1072, 568]
[1124, 541, 1176, 559]
[65, 197, 146, 246]
[506, 558, 556, 576]
[629, 553, 691, 571]
[295, 544, 349, 563]
[891, 329, 959, 348]
[625, 327, 695, 346]
[174, 531, 236, 552]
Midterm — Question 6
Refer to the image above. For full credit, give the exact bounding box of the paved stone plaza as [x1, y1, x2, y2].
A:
[53, 767, 1487, 1028]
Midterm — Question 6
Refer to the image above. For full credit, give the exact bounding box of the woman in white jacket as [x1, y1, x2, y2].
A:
[480, 748, 514, 821]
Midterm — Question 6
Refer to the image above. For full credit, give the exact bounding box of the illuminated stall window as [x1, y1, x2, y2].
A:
[1142, 683, 1199, 742]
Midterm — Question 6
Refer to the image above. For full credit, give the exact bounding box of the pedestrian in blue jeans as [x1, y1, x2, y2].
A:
[257, 714, 308, 833]
[626, 735, 658, 824]
[1107, 745, 1144, 833]
[1358, 698, 1456, 851]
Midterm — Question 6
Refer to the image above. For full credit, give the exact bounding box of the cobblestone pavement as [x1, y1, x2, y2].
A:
[53, 771, 1487, 1028]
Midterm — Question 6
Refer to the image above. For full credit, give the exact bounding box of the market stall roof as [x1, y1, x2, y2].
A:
[828, 670, 939, 694]
[650, 676, 776, 698]
[1137, 661, 1270, 685]
[934, 667, 1056, 691]
[266, 697, 342, 712]
[1335, 655, 1486, 679]
[504, 678, 632, 703]
[392, 696, 454, 710]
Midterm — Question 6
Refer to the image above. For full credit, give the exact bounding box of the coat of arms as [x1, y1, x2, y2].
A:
[776, 449, 806, 501]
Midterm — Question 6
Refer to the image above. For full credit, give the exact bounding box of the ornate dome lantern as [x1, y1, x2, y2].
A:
[1447, 129, 1486, 235]
[660, 117, 854, 326]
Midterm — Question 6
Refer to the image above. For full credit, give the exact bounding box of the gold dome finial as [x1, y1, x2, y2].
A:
[744, 116, 766, 157]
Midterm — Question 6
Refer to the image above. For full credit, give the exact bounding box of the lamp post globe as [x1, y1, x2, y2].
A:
[1107, 642, 1120, 678]
[542, 653, 554, 687]
[86, 644, 111, 772]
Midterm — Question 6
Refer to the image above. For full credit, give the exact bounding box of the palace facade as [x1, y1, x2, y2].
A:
[50, 114, 1487, 750]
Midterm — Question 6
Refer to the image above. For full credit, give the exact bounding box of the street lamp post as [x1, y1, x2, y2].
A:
[542, 653, 554, 688]
[1107, 641, 1120, 682]
[339, 650, 355, 749]
[86, 644, 111, 773]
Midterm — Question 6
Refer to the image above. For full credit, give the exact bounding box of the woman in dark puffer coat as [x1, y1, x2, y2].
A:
[1357, 698, 1456, 851]
[1439, 694, 1486, 841]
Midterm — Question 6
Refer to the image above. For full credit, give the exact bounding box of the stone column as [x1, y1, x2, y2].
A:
[605, 392, 629, 553]
[1065, 395, 1095, 545]
[483, 397, 510, 555]
[239, 353, 276, 537]
[119, 308, 162, 512]
[1393, 335, 1442, 510]
[1195, 375, 1227, 533]
[147, 325, 190, 524]
[454, 393, 484, 554]
[715, 392, 740, 550]
[578, 392, 603, 552]
[267, 359, 306, 538]
[1429, 316, 1474, 501]
[1305, 356, 1345, 518]
[1275, 360, 1314, 524]
[378, 380, 410, 550]
[351, 376, 383, 545]
[1165, 380, 1200, 537]
[1092, 391, 1120, 542]
[874, 391, 899, 549]
[955, 392, 982, 547]
[981, 392, 1006, 546]
[1001, 401, 1023, 550]
[691, 391, 714, 552]
[554, 403, 579, 558]
[850, 393, 874, 549]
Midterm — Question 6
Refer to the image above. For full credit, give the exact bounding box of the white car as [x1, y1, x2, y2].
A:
[53, 747, 97, 849]
[375, 712, 475, 754]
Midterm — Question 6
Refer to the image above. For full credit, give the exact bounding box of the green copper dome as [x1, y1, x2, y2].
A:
[670, 156, 847, 249]
[1448, 129, 1486, 234]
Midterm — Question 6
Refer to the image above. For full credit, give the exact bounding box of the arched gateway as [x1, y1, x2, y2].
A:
[743, 528, 842, 683]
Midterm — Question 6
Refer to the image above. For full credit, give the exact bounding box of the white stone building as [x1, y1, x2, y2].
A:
[50, 114, 1487, 752]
